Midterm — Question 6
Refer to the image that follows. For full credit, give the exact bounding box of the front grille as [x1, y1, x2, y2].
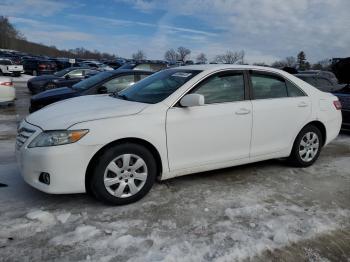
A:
[16, 127, 35, 149]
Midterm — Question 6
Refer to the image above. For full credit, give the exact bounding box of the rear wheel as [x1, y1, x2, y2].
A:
[90, 143, 157, 205]
[287, 125, 323, 167]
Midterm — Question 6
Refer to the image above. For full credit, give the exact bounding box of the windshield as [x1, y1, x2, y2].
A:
[0, 59, 12, 65]
[54, 67, 74, 77]
[72, 71, 113, 90]
[118, 69, 201, 104]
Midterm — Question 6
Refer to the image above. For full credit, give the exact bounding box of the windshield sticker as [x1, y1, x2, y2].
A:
[172, 72, 192, 78]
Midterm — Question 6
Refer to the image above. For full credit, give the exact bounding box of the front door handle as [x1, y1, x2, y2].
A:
[298, 102, 308, 107]
[235, 108, 251, 115]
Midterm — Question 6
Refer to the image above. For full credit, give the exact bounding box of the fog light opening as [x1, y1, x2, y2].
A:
[39, 172, 50, 185]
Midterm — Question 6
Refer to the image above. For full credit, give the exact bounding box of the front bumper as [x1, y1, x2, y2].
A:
[16, 121, 100, 194]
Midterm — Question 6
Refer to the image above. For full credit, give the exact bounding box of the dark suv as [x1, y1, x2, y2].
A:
[22, 59, 57, 76]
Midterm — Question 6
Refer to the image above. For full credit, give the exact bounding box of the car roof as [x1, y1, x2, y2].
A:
[295, 73, 322, 78]
[176, 64, 291, 75]
[109, 69, 153, 75]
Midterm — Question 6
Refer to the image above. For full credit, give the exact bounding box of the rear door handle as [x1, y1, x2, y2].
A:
[298, 102, 308, 107]
[235, 108, 251, 115]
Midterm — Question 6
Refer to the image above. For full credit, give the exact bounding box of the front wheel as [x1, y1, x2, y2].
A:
[90, 143, 157, 205]
[287, 125, 323, 167]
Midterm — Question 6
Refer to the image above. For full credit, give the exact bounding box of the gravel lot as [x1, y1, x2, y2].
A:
[0, 79, 349, 262]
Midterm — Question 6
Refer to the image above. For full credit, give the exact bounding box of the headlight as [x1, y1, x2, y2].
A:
[28, 130, 89, 148]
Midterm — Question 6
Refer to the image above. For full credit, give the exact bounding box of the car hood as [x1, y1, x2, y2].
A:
[31, 87, 78, 102]
[29, 74, 59, 82]
[26, 95, 149, 130]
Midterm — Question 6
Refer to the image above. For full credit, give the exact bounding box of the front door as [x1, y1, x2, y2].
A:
[166, 71, 252, 171]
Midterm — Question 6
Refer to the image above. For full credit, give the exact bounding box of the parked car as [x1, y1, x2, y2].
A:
[48, 58, 75, 71]
[333, 85, 350, 131]
[119, 60, 168, 72]
[295, 73, 343, 92]
[27, 67, 99, 94]
[0, 58, 23, 77]
[29, 69, 152, 112]
[79, 61, 114, 71]
[331, 57, 350, 85]
[103, 61, 124, 69]
[300, 70, 338, 84]
[16, 65, 342, 205]
[0, 76, 15, 105]
[22, 58, 57, 76]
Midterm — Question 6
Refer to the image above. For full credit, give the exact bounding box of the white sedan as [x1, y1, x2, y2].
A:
[0, 76, 15, 105]
[16, 65, 342, 205]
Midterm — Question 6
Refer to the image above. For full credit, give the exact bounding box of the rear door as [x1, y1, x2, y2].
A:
[249, 71, 311, 157]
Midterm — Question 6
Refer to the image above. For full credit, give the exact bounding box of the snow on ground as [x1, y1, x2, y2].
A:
[0, 83, 349, 261]
[11, 74, 33, 83]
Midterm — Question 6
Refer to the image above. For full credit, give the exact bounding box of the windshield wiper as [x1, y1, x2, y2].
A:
[111, 92, 129, 101]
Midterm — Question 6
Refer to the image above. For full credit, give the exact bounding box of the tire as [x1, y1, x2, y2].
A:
[287, 125, 323, 167]
[45, 82, 56, 90]
[90, 143, 157, 205]
[0, 70, 3, 76]
[32, 70, 37, 76]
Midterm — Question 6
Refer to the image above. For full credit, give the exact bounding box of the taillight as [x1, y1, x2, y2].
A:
[0, 82, 13, 87]
[333, 100, 342, 110]
[38, 64, 46, 69]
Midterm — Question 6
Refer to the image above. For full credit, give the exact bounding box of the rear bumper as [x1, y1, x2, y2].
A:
[0, 86, 16, 103]
[324, 112, 342, 145]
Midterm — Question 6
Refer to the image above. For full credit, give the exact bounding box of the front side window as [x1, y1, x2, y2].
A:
[118, 69, 201, 104]
[251, 73, 288, 99]
[104, 75, 135, 93]
[191, 72, 245, 104]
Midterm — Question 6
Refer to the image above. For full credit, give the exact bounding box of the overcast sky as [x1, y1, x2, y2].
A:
[1, 0, 349, 63]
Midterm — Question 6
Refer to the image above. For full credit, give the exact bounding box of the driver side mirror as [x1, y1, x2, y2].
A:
[180, 94, 205, 107]
[98, 86, 108, 94]
[64, 74, 70, 80]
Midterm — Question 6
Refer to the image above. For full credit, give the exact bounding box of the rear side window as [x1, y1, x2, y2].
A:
[251, 72, 305, 99]
[286, 81, 305, 97]
[251, 73, 287, 99]
[192, 72, 245, 104]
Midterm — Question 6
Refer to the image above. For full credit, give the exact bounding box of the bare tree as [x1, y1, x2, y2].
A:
[271, 56, 297, 68]
[164, 48, 178, 62]
[196, 53, 207, 64]
[215, 50, 245, 64]
[132, 50, 146, 60]
[177, 46, 191, 62]
[312, 59, 331, 70]
[285, 56, 297, 67]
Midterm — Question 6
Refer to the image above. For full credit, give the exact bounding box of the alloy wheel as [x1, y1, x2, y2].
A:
[298, 132, 319, 162]
[103, 154, 148, 198]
